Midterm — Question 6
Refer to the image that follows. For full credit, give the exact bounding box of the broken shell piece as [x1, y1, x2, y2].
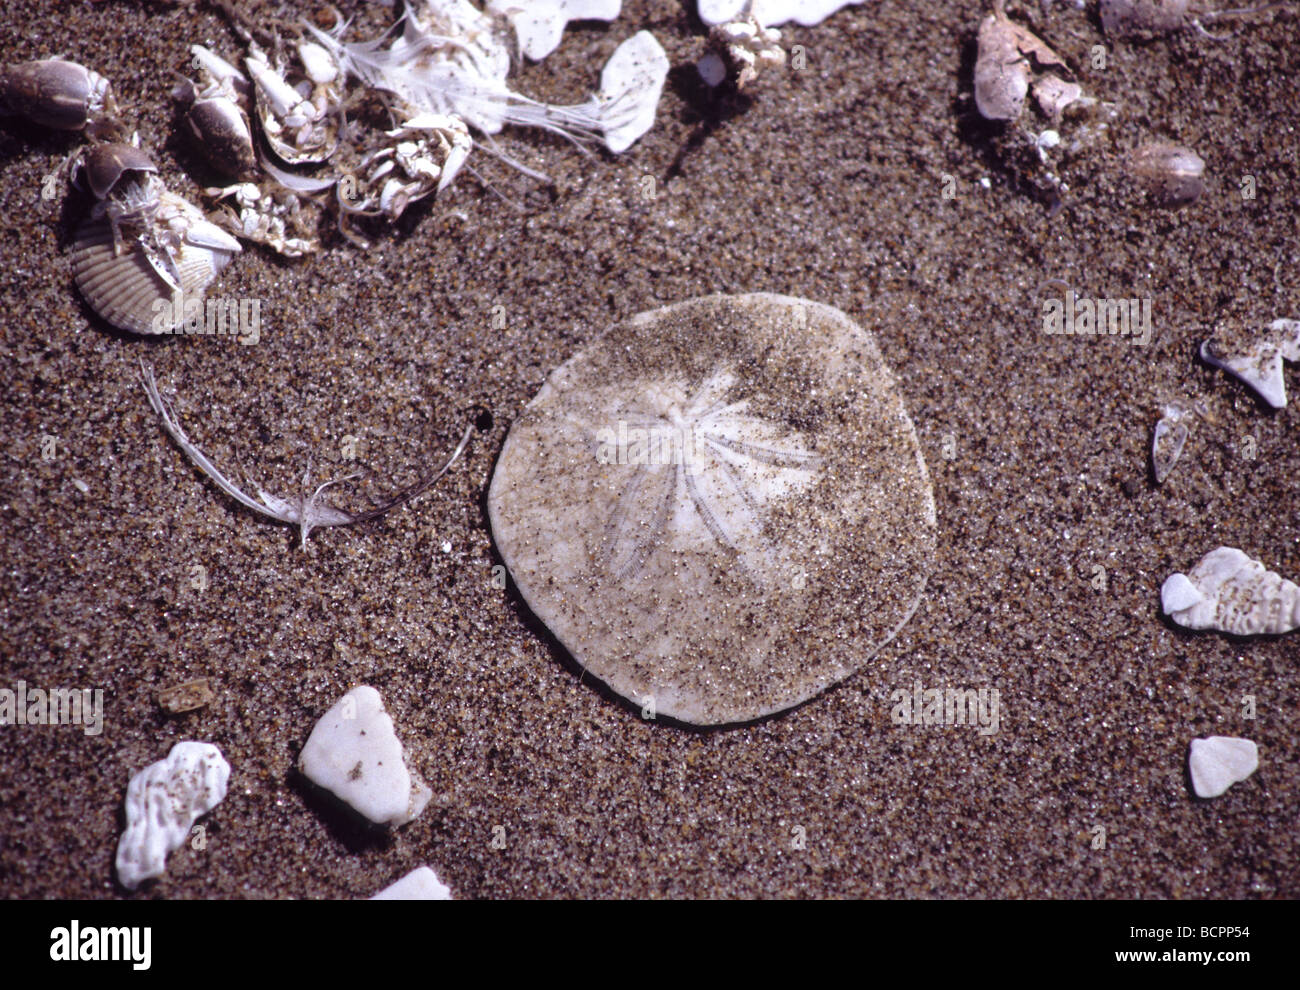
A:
[1033, 74, 1082, 118]
[487, 0, 623, 61]
[0, 58, 119, 134]
[1151, 401, 1192, 484]
[1161, 546, 1300, 636]
[698, 0, 863, 27]
[974, 2, 1066, 122]
[1128, 142, 1205, 206]
[594, 30, 670, 153]
[1189, 736, 1258, 798]
[115, 741, 230, 890]
[370, 866, 453, 900]
[71, 191, 241, 335]
[157, 678, 216, 715]
[709, 14, 787, 91]
[299, 685, 431, 827]
[1201, 319, 1300, 409]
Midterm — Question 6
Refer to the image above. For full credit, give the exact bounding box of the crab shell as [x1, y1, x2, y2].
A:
[185, 97, 258, 179]
[1, 58, 117, 131]
[71, 190, 241, 335]
[76, 142, 158, 200]
[245, 52, 338, 166]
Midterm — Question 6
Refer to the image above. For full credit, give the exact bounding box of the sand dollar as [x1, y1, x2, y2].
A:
[488, 293, 937, 725]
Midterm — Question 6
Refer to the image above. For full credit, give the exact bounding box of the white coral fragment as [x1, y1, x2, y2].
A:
[1189, 736, 1259, 799]
[370, 866, 454, 899]
[488, 0, 623, 61]
[698, 0, 863, 27]
[1161, 546, 1300, 636]
[1201, 319, 1300, 409]
[115, 741, 230, 890]
[299, 685, 431, 827]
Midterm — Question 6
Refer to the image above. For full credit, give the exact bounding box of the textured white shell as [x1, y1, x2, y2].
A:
[115, 741, 230, 890]
[299, 685, 431, 826]
[1189, 736, 1258, 799]
[71, 194, 239, 335]
[698, 0, 862, 27]
[1161, 547, 1300, 636]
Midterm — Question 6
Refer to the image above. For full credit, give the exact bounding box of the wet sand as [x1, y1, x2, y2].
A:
[1, 0, 1297, 898]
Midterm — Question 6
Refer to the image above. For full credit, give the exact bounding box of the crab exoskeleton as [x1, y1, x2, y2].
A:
[1, 58, 122, 137]
[206, 181, 318, 257]
[244, 39, 342, 166]
[339, 113, 471, 222]
[174, 46, 258, 179]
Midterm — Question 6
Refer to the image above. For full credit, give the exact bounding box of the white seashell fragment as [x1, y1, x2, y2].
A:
[487, 0, 623, 61]
[1151, 400, 1192, 484]
[1189, 736, 1258, 798]
[698, 0, 863, 27]
[1161, 546, 1300, 636]
[299, 685, 431, 826]
[595, 31, 669, 153]
[370, 866, 454, 900]
[1200, 319, 1300, 409]
[115, 741, 230, 890]
[488, 293, 937, 726]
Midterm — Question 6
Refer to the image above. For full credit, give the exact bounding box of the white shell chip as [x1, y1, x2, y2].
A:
[115, 741, 230, 890]
[488, 293, 937, 726]
[370, 866, 454, 900]
[1189, 736, 1259, 799]
[299, 685, 431, 826]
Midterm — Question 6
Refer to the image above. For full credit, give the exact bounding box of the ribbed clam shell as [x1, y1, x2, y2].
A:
[70, 217, 234, 335]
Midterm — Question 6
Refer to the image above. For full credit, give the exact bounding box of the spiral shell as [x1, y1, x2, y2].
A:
[1161, 546, 1300, 636]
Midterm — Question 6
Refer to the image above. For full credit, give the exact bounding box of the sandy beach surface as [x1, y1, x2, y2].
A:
[1, 0, 1297, 898]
